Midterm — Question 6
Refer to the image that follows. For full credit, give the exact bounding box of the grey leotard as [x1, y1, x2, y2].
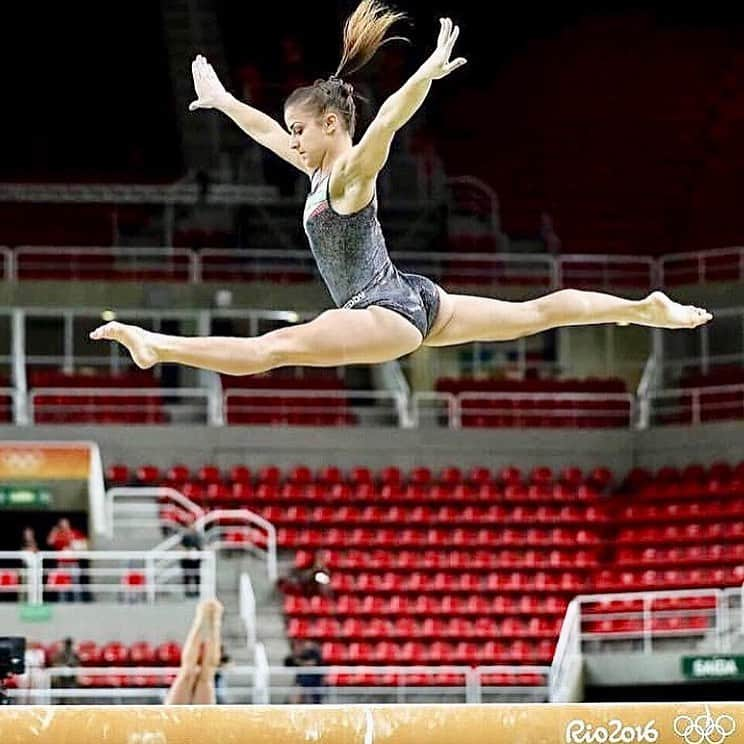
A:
[302, 169, 440, 339]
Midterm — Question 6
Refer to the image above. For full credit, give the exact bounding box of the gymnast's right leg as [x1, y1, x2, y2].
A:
[89, 306, 422, 375]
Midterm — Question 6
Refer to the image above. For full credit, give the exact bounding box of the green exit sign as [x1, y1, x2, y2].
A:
[682, 655, 744, 679]
[0, 488, 51, 508]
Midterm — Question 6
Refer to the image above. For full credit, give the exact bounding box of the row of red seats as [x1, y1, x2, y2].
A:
[594, 566, 744, 591]
[616, 544, 744, 566]
[284, 594, 569, 617]
[582, 596, 716, 613]
[24, 640, 181, 667]
[35, 409, 168, 425]
[108, 463, 614, 490]
[28, 370, 158, 387]
[622, 462, 744, 489]
[328, 570, 589, 593]
[632, 480, 744, 501]
[327, 671, 544, 687]
[293, 548, 601, 571]
[225, 412, 357, 426]
[253, 503, 608, 526]
[617, 499, 744, 521]
[320, 640, 555, 665]
[287, 616, 563, 640]
[436, 377, 628, 394]
[583, 616, 710, 634]
[616, 522, 744, 544]
[164, 482, 606, 508]
[461, 417, 629, 429]
[276, 526, 602, 549]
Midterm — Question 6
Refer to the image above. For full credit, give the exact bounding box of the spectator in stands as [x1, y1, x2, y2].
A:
[50, 637, 80, 704]
[46, 518, 87, 603]
[20, 527, 38, 552]
[165, 598, 223, 704]
[280, 550, 332, 597]
[46, 518, 83, 552]
[293, 640, 325, 704]
[178, 527, 204, 598]
[214, 645, 233, 704]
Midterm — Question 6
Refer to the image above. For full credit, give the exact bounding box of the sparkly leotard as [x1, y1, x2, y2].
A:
[302, 168, 440, 338]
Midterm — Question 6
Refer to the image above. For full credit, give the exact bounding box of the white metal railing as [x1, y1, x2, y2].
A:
[29, 387, 221, 426]
[7, 663, 550, 705]
[636, 354, 658, 430]
[253, 644, 270, 704]
[0, 182, 277, 204]
[240, 573, 257, 650]
[578, 587, 724, 653]
[659, 246, 744, 286]
[0, 550, 40, 604]
[103, 487, 204, 540]
[0, 550, 216, 604]
[6, 244, 736, 288]
[1, 247, 656, 289]
[5, 383, 744, 430]
[644, 383, 744, 426]
[196, 510, 277, 583]
[548, 599, 582, 702]
[557, 254, 657, 288]
[14, 246, 196, 283]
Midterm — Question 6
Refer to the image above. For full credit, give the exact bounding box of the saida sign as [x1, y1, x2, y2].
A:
[681, 655, 744, 680]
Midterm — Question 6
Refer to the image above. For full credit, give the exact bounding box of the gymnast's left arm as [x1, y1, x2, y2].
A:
[348, 17, 467, 177]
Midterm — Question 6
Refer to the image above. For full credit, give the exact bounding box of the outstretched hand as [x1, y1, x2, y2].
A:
[419, 17, 467, 81]
[189, 54, 231, 111]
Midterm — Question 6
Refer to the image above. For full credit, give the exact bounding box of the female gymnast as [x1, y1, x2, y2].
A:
[164, 597, 223, 705]
[90, 1, 712, 373]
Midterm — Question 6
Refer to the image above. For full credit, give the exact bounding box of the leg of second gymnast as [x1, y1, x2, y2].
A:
[165, 598, 224, 705]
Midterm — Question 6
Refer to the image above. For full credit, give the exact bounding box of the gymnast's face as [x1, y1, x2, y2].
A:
[285, 105, 336, 169]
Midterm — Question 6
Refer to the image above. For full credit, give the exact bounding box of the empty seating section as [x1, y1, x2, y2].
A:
[222, 371, 357, 426]
[99, 457, 744, 676]
[436, 377, 631, 428]
[439, 14, 739, 257]
[29, 369, 166, 424]
[658, 365, 744, 425]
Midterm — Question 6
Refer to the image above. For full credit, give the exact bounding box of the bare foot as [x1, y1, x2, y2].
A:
[199, 598, 224, 667]
[200, 598, 224, 621]
[89, 321, 159, 369]
[634, 291, 713, 329]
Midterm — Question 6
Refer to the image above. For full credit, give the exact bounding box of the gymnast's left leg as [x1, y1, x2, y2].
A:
[423, 288, 712, 347]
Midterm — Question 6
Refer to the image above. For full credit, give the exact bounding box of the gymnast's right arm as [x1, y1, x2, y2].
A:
[189, 55, 310, 174]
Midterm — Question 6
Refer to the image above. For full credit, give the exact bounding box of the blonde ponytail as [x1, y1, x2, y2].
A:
[335, 0, 407, 78]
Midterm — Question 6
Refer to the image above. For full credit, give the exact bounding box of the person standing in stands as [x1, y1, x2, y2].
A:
[179, 526, 204, 599]
[50, 637, 81, 705]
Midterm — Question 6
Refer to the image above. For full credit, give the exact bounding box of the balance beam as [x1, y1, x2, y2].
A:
[0, 703, 739, 744]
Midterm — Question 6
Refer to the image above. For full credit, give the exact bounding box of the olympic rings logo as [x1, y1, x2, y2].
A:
[0, 450, 45, 472]
[673, 707, 736, 744]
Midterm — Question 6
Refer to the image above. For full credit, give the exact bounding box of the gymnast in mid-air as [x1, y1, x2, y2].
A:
[91, 0, 712, 372]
